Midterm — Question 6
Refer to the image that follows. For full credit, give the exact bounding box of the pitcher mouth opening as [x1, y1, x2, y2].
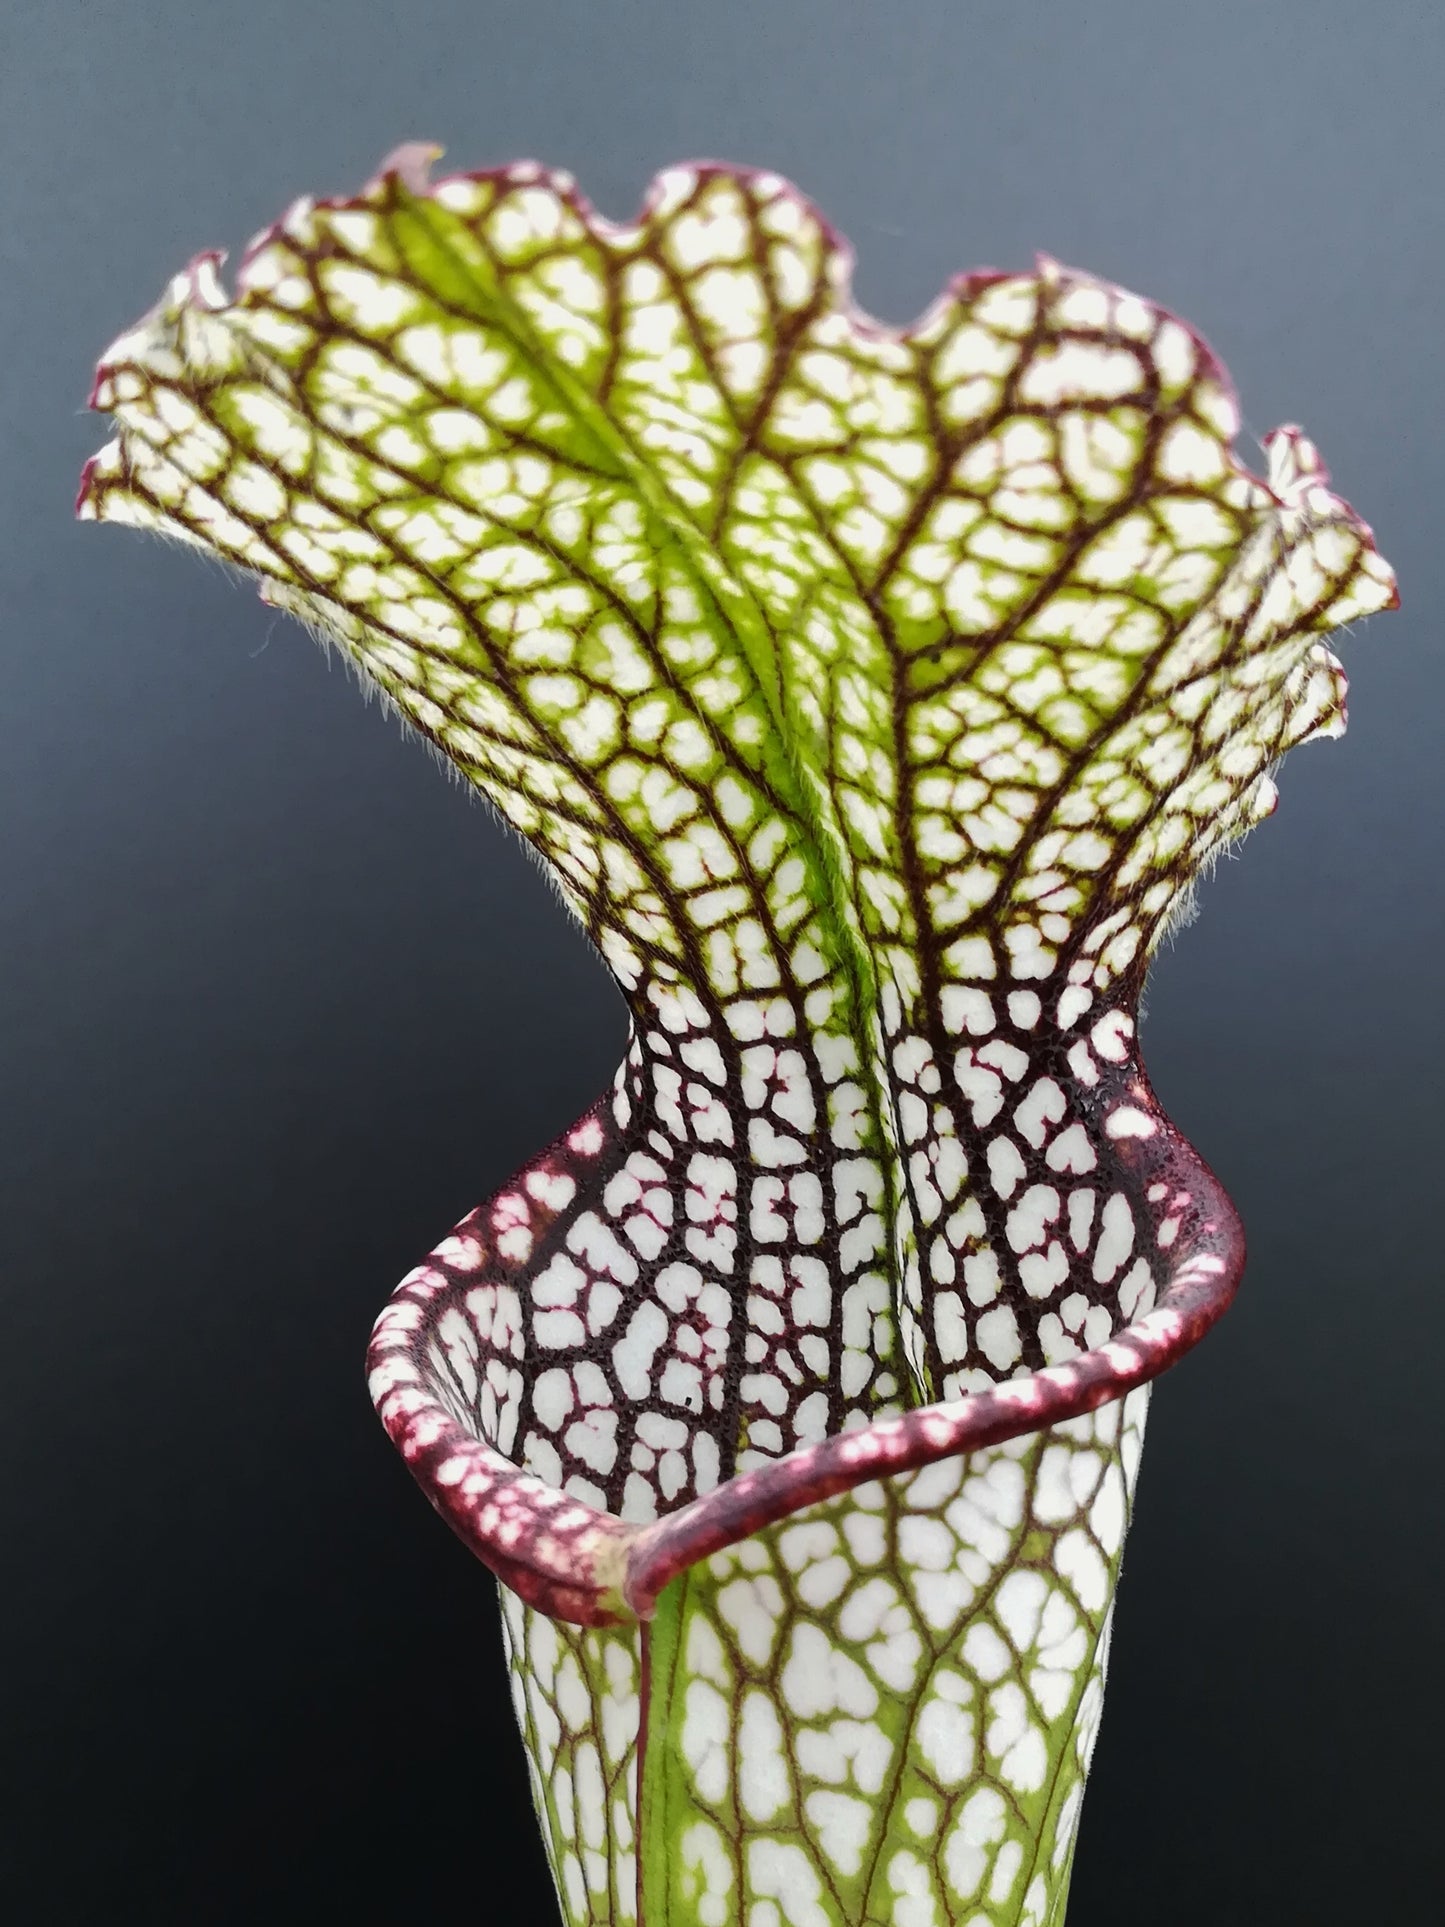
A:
[368, 1065, 1242, 1629]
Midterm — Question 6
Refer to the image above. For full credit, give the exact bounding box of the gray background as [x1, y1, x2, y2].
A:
[3, 2, 1440, 1919]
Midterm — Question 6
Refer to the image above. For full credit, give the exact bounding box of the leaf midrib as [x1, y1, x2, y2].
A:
[386, 181, 916, 1356]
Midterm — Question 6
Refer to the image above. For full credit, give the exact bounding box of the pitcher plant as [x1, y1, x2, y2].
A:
[80, 148, 1396, 1926]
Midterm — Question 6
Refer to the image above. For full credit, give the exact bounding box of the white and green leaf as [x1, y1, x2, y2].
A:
[82, 149, 1395, 1926]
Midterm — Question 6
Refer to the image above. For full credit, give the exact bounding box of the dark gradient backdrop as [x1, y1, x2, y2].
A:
[3, 3, 1441, 1921]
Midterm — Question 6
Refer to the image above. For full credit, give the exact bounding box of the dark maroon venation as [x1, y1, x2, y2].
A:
[368, 1055, 1242, 1627]
[79, 147, 1394, 1648]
